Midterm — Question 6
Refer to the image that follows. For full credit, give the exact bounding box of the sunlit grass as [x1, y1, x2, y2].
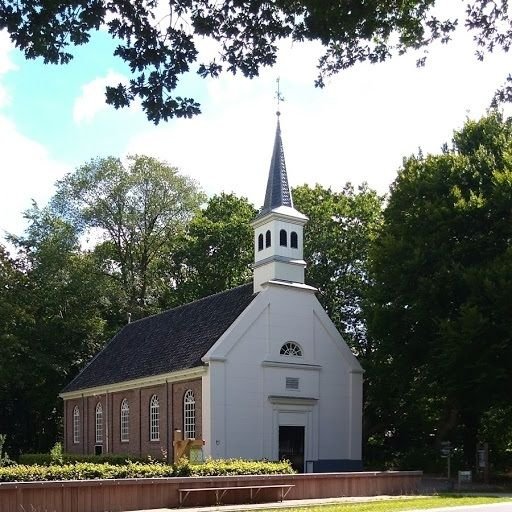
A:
[276, 495, 512, 512]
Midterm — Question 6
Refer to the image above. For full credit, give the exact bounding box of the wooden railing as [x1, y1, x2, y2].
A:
[0, 471, 422, 512]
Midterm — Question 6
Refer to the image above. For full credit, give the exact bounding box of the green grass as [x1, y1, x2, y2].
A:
[276, 495, 512, 512]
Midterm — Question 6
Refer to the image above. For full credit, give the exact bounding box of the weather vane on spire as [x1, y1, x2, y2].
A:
[275, 77, 284, 117]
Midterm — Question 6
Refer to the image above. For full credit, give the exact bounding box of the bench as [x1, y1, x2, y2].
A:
[178, 483, 295, 506]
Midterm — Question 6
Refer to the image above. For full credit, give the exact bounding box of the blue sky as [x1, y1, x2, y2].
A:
[1, 9, 512, 244]
[4, 32, 148, 165]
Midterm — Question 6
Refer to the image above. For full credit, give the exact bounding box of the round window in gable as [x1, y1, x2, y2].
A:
[280, 342, 303, 357]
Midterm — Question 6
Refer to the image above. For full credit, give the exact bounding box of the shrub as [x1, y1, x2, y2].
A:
[176, 458, 295, 477]
[0, 458, 294, 482]
[19, 453, 155, 466]
[0, 462, 174, 482]
[49, 442, 63, 464]
[0, 435, 15, 468]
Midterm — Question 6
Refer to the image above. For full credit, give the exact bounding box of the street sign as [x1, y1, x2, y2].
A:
[440, 441, 451, 457]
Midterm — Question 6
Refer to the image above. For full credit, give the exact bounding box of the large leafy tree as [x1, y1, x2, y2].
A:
[165, 192, 257, 305]
[293, 183, 383, 359]
[0, 245, 30, 457]
[367, 112, 512, 469]
[293, 183, 384, 467]
[2, 0, 510, 122]
[0, 154, 205, 455]
[1, 207, 115, 456]
[52, 155, 205, 318]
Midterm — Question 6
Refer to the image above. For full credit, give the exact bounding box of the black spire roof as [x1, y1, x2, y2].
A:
[259, 119, 293, 215]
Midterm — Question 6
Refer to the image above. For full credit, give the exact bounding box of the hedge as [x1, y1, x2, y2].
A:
[19, 453, 155, 466]
[0, 462, 173, 482]
[177, 458, 294, 477]
[0, 459, 294, 482]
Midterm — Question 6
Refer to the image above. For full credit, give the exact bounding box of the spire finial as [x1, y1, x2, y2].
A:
[275, 77, 284, 117]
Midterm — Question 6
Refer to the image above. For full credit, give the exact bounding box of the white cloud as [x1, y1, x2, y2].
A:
[127, 100, 271, 207]
[73, 70, 128, 124]
[126, 26, 512, 206]
[0, 117, 70, 240]
[0, 31, 70, 244]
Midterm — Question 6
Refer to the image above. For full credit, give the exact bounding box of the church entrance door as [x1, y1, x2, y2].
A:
[279, 425, 305, 472]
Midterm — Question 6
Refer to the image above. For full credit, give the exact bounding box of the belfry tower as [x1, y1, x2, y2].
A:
[252, 115, 308, 292]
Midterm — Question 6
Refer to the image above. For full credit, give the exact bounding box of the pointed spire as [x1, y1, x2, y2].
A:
[260, 118, 293, 214]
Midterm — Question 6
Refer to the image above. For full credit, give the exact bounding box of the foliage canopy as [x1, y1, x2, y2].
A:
[52, 155, 205, 317]
[366, 112, 512, 469]
[1, 0, 510, 122]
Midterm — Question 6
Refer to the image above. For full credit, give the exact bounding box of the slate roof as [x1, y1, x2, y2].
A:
[62, 283, 258, 393]
[259, 119, 293, 216]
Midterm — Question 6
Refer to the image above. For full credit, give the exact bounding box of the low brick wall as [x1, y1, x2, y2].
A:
[0, 471, 422, 512]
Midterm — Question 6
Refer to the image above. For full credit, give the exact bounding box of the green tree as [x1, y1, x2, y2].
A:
[2, 0, 510, 122]
[0, 245, 27, 351]
[293, 183, 384, 469]
[52, 155, 205, 318]
[367, 112, 512, 470]
[1, 206, 115, 456]
[166, 193, 257, 305]
[0, 243, 35, 458]
[293, 183, 383, 359]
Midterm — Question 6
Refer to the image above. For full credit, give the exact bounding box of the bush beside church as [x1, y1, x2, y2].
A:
[0, 458, 294, 482]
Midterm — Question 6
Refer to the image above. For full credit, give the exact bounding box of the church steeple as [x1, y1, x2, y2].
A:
[252, 114, 308, 292]
[260, 119, 293, 214]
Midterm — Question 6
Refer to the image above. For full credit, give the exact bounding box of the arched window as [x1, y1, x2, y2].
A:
[73, 406, 80, 444]
[183, 390, 196, 439]
[258, 233, 263, 251]
[150, 395, 159, 441]
[265, 230, 271, 248]
[95, 402, 103, 444]
[280, 229, 287, 246]
[280, 341, 303, 357]
[290, 231, 298, 249]
[120, 398, 129, 442]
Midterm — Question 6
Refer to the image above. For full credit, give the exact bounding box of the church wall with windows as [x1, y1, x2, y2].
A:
[63, 378, 202, 460]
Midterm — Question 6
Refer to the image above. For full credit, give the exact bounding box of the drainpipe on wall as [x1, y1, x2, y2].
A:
[139, 388, 142, 457]
[63, 399, 67, 453]
[105, 391, 109, 453]
[166, 379, 170, 464]
[82, 394, 85, 455]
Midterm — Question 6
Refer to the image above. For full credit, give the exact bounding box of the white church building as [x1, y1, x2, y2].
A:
[61, 117, 363, 472]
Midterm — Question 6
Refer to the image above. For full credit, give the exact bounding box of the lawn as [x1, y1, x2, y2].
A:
[277, 495, 512, 512]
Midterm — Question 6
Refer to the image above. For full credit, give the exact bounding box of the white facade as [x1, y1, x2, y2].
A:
[201, 280, 363, 471]
[199, 118, 364, 471]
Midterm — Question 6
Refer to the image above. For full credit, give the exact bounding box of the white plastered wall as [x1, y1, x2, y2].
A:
[202, 282, 363, 464]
